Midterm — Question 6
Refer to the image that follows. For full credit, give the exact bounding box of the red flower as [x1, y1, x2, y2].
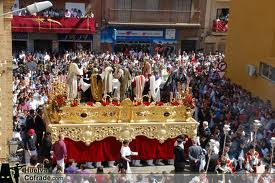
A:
[112, 101, 120, 106]
[101, 102, 110, 106]
[86, 102, 93, 106]
[134, 101, 142, 106]
[71, 103, 78, 107]
[143, 101, 150, 106]
[55, 95, 66, 107]
[156, 101, 164, 106]
[70, 100, 78, 107]
[171, 101, 179, 106]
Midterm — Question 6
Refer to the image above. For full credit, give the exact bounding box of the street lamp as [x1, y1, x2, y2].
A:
[222, 124, 230, 155]
[1, 1, 53, 16]
[205, 139, 216, 173]
[8, 138, 20, 163]
[253, 119, 261, 149]
[270, 137, 275, 172]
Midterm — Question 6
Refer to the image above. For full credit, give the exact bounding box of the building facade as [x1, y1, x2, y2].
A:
[100, 0, 204, 53]
[225, 0, 275, 108]
[203, 0, 230, 53]
[12, 0, 224, 53]
[13, 0, 96, 52]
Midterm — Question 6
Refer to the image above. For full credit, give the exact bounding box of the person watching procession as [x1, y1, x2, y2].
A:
[51, 134, 67, 172]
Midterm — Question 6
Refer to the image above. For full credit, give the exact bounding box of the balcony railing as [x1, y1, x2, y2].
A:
[212, 19, 228, 33]
[12, 16, 96, 34]
[108, 8, 200, 24]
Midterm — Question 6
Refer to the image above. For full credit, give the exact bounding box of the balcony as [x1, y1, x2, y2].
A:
[107, 8, 201, 27]
[212, 19, 228, 35]
[11, 16, 96, 34]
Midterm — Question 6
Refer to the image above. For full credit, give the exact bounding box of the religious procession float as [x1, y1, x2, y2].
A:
[44, 81, 199, 163]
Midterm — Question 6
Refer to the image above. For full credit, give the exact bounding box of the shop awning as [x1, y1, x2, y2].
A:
[12, 16, 96, 34]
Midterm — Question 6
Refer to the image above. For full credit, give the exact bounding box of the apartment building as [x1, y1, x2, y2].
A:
[203, 0, 230, 53]
[100, 0, 205, 53]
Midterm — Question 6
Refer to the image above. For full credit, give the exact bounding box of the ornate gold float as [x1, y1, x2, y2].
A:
[45, 81, 199, 145]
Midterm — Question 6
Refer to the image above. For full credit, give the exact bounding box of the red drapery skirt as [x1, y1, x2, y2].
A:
[64, 136, 192, 163]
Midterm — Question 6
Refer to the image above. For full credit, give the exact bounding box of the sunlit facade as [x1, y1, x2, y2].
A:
[225, 0, 275, 108]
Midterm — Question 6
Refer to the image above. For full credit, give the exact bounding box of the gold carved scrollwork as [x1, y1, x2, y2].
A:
[45, 82, 199, 144]
[48, 120, 199, 144]
[50, 104, 192, 124]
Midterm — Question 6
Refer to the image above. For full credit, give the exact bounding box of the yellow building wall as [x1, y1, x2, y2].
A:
[225, 0, 275, 108]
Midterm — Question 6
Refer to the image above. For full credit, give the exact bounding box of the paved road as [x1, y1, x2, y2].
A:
[101, 165, 175, 174]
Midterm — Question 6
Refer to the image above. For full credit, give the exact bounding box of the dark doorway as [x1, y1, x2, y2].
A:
[59, 42, 91, 52]
[12, 41, 27, 52]
[181, 40, 197, 52]
[59, 42, 75, 52]
[34, 40, 52, 52]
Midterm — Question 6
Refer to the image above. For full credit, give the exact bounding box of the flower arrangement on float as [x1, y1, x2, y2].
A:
[51, 94, 66, 112]
[81, 98, 194, 108]
[86, 101, 93, 106]
[70, 99, 79, 107]
[72, 92, 195, 108]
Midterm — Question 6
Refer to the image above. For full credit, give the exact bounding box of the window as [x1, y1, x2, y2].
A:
[116, 0, 131, 9]
[115, 0, 131, 22]
[174, 0, 192, 11]
[271, 67, 275, 81]
[216, 8, 229, 20]
[145, 0, 159, 10]
[260, 62, 275, 82]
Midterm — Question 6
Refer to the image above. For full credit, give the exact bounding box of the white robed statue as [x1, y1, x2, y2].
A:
[101, 61, 113, 97]
[67, 60, 83, 99]
[149, 74, 162, 102]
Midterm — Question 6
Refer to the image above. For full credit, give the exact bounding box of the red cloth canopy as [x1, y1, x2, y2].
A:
[64, 136, 192, 163]
[12, 16, 96, 34]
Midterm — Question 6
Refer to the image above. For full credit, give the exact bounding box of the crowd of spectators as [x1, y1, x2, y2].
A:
[11, 4, 93, 18]
[11, 47, 275, 182]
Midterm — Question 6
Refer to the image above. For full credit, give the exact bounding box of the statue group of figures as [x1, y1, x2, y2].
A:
[66, 57, 191, 103]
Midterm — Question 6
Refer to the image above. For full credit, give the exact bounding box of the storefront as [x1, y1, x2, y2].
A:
[58, 34, 93, 52]
[101, 27, 177, 55]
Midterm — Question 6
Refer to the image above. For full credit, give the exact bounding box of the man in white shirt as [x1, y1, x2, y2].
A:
[37, 96, 45, 106]
[43, 10, 49, 17]
[64, 9, 71, 18]
[12, 4, 19, 15]
[138, 51, 143, 59]
[19, 51, 26, 61]
[44, 52, 50, 62]
[28, 97, 39, 110]
[72, 9, 77, 17]
[41, 92, 48, 103]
